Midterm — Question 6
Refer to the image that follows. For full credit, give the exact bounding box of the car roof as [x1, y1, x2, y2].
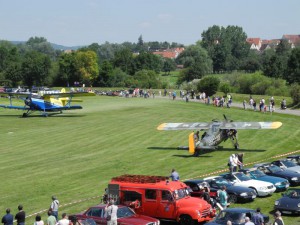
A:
[203, 176, 222, 180]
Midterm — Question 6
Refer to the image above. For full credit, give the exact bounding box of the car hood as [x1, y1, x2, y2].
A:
[227, 185, 254, 194]
[235, 179, 272, 187]
[256, 175, 286, 184]
[286, 166, 300, 173]
[119, 214, 159, 223]
[277, 196, 300, 208]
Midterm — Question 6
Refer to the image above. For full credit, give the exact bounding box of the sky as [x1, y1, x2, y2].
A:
[0, 0, 299, 47]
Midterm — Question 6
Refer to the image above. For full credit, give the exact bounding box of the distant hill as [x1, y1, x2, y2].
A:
[9, 41, 83, 50]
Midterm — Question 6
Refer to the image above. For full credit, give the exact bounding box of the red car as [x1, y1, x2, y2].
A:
[72, 204, 160, 225]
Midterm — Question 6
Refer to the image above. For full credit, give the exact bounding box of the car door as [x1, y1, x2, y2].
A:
[156, 190, 176, 219]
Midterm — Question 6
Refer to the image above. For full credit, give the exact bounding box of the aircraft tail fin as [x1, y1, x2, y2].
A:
[189, 132, 195, 154]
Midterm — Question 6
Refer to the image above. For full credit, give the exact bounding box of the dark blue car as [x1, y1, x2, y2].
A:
[205, 208, 269, 225]
[255, 163, 300, 186]
[275, 188, 300, 215]
[184, 176, 256, 203]
[239, 168, 289, 191]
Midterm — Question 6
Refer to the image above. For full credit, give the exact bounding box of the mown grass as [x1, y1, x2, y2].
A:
[0, 95, 299, 225]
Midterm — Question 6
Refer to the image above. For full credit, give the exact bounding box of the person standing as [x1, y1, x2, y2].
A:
[34, 215, 44, 225]
[218, 186, 228, 209]
[1, 208, 13, 225]
[50, 196, 59, 220]
[245, 217, 255, 225]
[273, 211, 284, 225]
[15, 205, 25, 225]
[252, 208, 264, 225]
[170, 169, 179, 181]
[237, 153, 244, 170]
[105, 200, 118, 225]
[57, 213, 70, 225]
[46, 211, 56, 225]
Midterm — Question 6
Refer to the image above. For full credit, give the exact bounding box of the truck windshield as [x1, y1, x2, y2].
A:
[173, 188, 189, 200]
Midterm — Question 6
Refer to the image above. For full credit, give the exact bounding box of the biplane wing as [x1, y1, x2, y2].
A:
[157, 122, 211, 130]
[220, 122, 282, 130]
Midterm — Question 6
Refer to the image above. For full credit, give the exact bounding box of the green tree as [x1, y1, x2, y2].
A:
[196, 76, 220, 96]
[107, 68, 129, 87]
[201, 25, 249, 72]
[290, 83, 300, 105]
[286, 47, 300, 83]
[176, 45, 212, 82]
[133, 70, 162, 88]
[75, 50, 99, 86]
[112, 48, 135, 75]
[56, 52, 78, 86]
[134, 52, 163, 74]
[98, 60, 113, 86]
[162, 58, 176, 75]
[22, 51, 52, 87]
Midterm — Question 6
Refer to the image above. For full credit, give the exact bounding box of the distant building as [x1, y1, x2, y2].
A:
[282, 34, 300, 48]
[152, 47, 185, 59]
[246, 38, 262, 50]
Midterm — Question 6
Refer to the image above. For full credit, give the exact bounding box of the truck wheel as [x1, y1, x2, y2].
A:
[228, 194, 237, 203]
[180, 215, 195, 225]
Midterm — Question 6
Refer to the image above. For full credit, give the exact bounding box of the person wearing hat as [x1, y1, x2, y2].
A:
[105, 200, 118, 225]
[50, 196, 59, 220]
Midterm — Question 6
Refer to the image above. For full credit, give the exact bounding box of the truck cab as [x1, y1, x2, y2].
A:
[107, 175, 215, 225]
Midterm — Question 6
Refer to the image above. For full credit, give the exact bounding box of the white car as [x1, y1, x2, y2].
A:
[220, 172, 276, 196]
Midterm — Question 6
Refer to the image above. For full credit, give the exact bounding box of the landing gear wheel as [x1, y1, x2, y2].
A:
[193, 149, 199, 157]
[228, 194, 237, 203]
[234, 143, 239, 149]
[180, 215, 195, 225]
[22, 113, 27, 117]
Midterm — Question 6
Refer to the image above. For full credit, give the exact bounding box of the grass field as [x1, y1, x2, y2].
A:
[0, 95, 299, 225]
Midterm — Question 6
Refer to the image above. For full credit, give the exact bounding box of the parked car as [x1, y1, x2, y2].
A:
[255, 163, 300, 186]
[202, 176, 257, 203]
[271, 159, 300, 173]
[274, 188, 300, 215]
[184, 177, 256, 204]
[219, 172, 276, 196]
[286, 155, 300, 165]
[205, 208, 269, 225]
[71, 204, 160, 225]
[239, 168, 289, 191]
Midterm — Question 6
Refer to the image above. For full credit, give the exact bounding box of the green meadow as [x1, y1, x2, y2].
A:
[0, 95, 299, 225]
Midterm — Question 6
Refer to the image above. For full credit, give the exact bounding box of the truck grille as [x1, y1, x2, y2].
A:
[201, 206, 211, 217]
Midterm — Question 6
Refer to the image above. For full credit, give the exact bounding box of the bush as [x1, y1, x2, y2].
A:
[196, 76, 220, 96]
[290, 83, 300, 105]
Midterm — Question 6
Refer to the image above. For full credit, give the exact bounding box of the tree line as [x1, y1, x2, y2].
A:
[0, 25, 299, 97]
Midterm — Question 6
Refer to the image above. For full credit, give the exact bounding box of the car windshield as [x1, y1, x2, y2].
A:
[250, 169, 265, 178]
[173, 188, 189, 200]
[282, 160, 297, 167]
[268, 165, 282, 173]
[117, 207, 135, 218]
[286, 189, 300, 198]
[214, 178, 231, 187]
[215, 211, 246, 224]
[235, 173, 251, 181]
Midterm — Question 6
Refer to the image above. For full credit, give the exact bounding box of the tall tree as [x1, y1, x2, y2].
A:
[201, 25, 249, 72]
[134, 52, 163, 73]
[176, 45, 212, 82]
[22, 51, 51, 87]
[112, 47, 135, 75]
[286, 47, 300, 83]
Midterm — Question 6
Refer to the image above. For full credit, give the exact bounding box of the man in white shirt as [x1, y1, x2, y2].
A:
[245, 217, 255, 225]
[105, 200, 118, 225]
[50, 196, 59, 220]
[57, 213, 69, 225]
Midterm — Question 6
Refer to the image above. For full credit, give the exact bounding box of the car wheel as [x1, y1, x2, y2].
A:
[228, 194, 237, 203]
[249, 187, 258, 195]
[180, 215, 195, 225]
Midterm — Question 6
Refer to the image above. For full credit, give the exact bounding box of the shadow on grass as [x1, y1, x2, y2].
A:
[148, 146, 266, 153]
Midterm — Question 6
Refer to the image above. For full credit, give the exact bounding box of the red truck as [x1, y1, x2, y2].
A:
[107, 174, 215, 225]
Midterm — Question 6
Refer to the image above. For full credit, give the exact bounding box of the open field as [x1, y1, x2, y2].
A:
[0, 95, 300, 225]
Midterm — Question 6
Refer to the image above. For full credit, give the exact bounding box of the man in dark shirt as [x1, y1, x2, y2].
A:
[15, 205, 25, 225]
[1, 208, 13, 225]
